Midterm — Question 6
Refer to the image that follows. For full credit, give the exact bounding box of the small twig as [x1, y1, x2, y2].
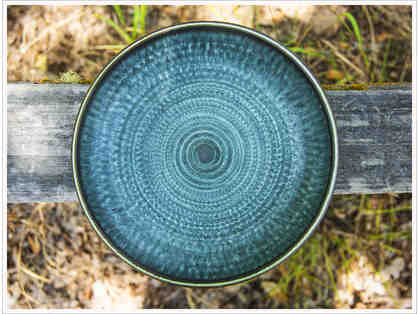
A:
[362, 6, 376, 75]
[400, 55, 410, 82]
[185, 288, 216, 308]
[330, 229, 370, 246]
[35, 203, 45, 223]
[17, 232, 39, 307]
[185, 288, 197, 309]
[321, 39, 366, 79]
[252, 5, 257, 29]
[294, 20, 304, 45]
[267, 6, 280, 40]
[310, 54, 325, 71]
[296, 23, 313, 46]
[38, 222, 58, 268]
[42, 245, 57, 268]
[361, 206, 411, 215]
[362, 6, 375, 48]
[92, 44, 126, 50]
[18, 284, 37, 308]
[20, 265, 51, 283]
[17, 228, 51, 285]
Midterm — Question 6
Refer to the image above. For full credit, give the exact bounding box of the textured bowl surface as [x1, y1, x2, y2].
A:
[74, 23, 336, 286]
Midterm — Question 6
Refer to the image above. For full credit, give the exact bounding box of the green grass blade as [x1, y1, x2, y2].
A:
[112, 5, 125, 26]
[305, 274, 331, 288]
[368, 231, 411, 241]
[381, 243, 402, 254]
[288, 47, 323, 58]
[284, 38, 297, 47]
[94, 44, 126, 52]
[361, 205, 410, 215]
[140, 5, 147, 35]
[345, 12, 369, 71]
[329, 7, 353, 37]
[380, 38, 391, 82]
[132, 5, 140, 39]
[94, 13, 132, 44]
[324, 251, 336, 290]
[345, 12, 361, 42]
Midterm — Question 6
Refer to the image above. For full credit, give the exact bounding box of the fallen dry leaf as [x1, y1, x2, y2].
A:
[326, 69, 344, 80]
[376, 32, 393, 43]
[338, 42, 350, 50]
[27, 234, 40, 255]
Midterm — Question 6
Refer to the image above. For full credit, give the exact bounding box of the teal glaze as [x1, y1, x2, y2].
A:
[73, 23, 337, 286]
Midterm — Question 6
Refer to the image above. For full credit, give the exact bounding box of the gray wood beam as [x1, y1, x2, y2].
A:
[7, 83, 412, 203]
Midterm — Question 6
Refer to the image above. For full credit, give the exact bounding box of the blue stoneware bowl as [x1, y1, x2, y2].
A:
[72, 22, 338, 287]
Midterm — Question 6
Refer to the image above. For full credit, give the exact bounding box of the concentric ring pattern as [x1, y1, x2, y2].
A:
[76, 26, 333, 284]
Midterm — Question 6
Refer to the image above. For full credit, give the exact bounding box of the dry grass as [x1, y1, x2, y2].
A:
[7, 194, 411, 309]
[7, 6, 115, 81]
[8, 5, 412, 84]
[256, 5, 412, 84]
[7, 203, 149, 309]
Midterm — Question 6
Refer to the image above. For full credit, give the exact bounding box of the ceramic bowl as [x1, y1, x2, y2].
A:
[72, 22, 338, 287]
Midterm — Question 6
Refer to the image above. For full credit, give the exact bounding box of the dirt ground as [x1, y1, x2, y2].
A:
[7, 5, 412, 310]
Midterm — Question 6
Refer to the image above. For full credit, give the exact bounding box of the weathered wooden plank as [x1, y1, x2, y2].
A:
[329, 88, 411, 194]
[7, 83, 412, 203]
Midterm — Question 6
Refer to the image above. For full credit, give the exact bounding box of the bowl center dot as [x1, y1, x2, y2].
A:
[196, 143, 215, 164]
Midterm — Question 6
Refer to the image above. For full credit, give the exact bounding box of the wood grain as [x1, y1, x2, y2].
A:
[7, 83, 412, 203]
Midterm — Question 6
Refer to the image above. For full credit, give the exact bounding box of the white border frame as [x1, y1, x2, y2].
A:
[2, 1, 417, 313]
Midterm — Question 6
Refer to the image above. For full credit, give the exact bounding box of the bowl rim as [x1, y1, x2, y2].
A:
[72, 21, 339, 288]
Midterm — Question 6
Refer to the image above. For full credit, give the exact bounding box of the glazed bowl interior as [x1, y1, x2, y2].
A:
[73, 22, 338, 287]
